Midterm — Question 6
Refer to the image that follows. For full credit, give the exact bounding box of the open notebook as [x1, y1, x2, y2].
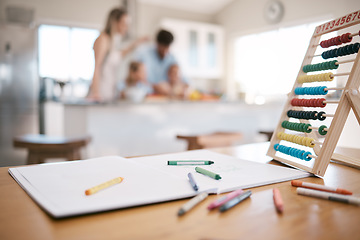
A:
[9, 150, 311, 218]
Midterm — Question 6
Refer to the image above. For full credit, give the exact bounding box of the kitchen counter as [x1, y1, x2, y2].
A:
[44, 100, 283, 158]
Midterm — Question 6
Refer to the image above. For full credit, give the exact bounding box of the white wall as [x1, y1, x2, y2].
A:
[0, 0, 121, 29]
[216, 0, 360, 35]
[136, 2, 215, 37]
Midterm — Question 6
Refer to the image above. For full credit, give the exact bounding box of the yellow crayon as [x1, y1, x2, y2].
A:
[85, 177, 124, 195]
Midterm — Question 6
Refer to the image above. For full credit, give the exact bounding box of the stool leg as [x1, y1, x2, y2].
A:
[66, 149, 81, 161]
[74, 150, 81, 160]
[188, 139, 203, 150]
[27, 151, 40, 165]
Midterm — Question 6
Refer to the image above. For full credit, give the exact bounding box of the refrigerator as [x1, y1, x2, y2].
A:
[0, 23, 39, 167]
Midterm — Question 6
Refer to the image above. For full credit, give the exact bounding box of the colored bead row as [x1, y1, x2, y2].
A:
[297, 72, 334, 83]
[282, 120, 328, 135]
[282, 120, 312, 133]
[303, 60, 338, 73]
[298, 72, 334, 83]
[287, 110, 326, 121]
[274, 143, 312, 161]
[320, 32, 353, 48]
[322, 43, 360, 59]
[291, 98, 326, 108]
[294, 86, 328, 95]
[277, 132, 315, 148]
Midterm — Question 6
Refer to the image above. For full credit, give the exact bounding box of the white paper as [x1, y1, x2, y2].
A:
[9, 150, 311, 218]
[9, 156, 195, 218]
[132, 150, 311, 193]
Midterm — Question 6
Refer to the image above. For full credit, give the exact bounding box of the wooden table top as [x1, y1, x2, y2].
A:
[1, 142, 359, 240]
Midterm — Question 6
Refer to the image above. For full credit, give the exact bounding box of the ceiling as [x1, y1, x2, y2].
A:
[137, 0, 234, 15]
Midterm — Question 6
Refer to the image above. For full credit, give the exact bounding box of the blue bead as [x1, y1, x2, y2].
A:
[320, 86, 328, 95]
[303, 151, 312, 161]
[274, 144, 279, 151]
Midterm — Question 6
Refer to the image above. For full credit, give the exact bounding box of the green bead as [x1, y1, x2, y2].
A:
[318, 125, 328, 135]
[304, 124, 312, 133]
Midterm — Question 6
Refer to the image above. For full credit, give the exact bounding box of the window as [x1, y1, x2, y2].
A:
[38, 25, 99, 98]
[207, 32, 216, 68]
[234, 21, 335, 104]
[189, 30, 198, 67]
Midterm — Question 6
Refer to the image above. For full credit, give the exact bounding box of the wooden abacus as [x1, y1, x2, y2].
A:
[267, 10, 360, 177]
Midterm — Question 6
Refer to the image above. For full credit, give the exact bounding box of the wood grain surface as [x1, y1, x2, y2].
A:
[1, 142, 359, 240]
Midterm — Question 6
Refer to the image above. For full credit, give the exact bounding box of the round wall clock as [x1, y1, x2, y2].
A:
[264, 0, 284, 24]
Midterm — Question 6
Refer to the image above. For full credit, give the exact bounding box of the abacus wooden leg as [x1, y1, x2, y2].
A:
[346, 89, 360, 124]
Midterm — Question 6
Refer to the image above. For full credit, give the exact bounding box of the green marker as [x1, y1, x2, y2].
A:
[167, 160, 214, 166]
[195, 167, 221, 180]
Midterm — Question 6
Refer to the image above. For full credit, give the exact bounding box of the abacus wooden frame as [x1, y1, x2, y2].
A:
[267, 10, 360, 177]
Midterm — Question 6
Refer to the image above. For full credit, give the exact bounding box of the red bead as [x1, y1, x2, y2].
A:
[340, 34, 347, 43]
[317, 98, 326, 107]
[320, 41, 326, 48]
[325, 39, 330, 47]
[306, 99, 310, 107]
[328, 38, 332, 46]
[335, 36, 342, 45]
[345, 33, 352, 43]
[311, 99, 317, 107]
[324, 40, 329, 48]
[330, 38, 336, 46]
[304, 99, 309, 107]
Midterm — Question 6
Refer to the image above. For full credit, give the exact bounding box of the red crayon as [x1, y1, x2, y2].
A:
[273, 188, 284, 213]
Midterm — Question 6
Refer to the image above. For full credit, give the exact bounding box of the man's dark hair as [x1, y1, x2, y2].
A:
[156, 29, 174, 46]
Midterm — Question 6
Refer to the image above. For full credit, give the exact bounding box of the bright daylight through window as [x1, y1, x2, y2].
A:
[234, 21, 334, 104]
[38, 25, 99, 97]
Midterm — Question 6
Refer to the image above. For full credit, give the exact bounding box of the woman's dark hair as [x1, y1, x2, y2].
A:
[156, 29, 174, 46]
[104, 8, 127, 36]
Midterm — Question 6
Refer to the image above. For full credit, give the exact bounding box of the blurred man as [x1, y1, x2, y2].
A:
[135, 29, 187, 94]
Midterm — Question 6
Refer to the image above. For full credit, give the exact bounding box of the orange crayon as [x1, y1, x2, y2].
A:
[291, 180, 352, 195]
[85, 177, 124, 195]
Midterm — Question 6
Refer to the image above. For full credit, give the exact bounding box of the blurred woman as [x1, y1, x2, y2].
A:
[88, 8, 146, 102]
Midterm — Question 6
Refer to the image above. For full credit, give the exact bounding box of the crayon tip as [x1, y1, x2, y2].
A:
[178, 209, 185, 216]
[338, 189, 353, 195]
[291, 180, 301, 187]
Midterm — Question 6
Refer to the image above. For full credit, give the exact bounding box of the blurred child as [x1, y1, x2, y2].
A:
[122, 62, 151, 102]
[154, 64, 188, 98]
[167, 64, 188, 99]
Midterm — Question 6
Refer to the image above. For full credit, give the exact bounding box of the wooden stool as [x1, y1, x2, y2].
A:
[13, 134, 91, 164]
[177, 132, 243, 150]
